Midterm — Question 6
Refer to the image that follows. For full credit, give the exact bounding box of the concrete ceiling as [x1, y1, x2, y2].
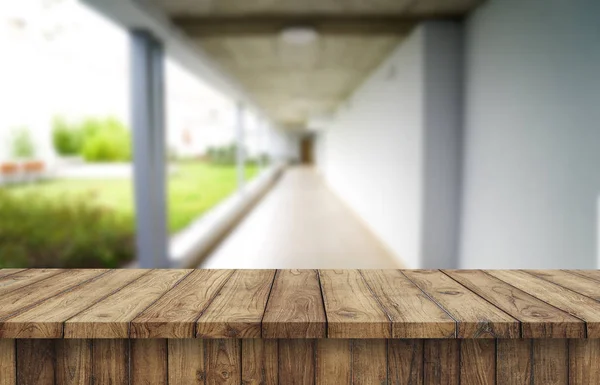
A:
[146, 0, 483, 128]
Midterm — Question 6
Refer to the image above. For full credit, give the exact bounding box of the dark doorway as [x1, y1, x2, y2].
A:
[300, 136, 314, 165]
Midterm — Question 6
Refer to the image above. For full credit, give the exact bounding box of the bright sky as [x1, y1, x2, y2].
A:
[0, 0, 262, 161]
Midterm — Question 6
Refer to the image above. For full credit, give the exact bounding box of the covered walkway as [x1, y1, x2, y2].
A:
[202, 166, 400, 268]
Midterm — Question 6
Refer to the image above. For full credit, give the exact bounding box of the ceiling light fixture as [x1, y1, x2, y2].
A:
[280, 26, 318, 45]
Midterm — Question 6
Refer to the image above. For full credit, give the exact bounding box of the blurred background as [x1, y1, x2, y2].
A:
[0, 0, 598, 270]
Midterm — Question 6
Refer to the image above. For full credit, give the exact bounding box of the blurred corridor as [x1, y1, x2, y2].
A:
[202, 166, 398, 268]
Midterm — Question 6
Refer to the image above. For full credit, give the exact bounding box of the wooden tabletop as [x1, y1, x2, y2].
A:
[0, 269, 598, 339]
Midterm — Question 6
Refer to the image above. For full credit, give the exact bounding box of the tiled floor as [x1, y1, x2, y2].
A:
[202, 166, 400, 268]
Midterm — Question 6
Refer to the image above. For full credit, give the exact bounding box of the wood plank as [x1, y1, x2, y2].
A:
[526, 269, 600, 300]
[65, 269, 192, 338]
[497, 339, 532, 385]
[56, 339, 92, 385]
[352, 340, 387, 385]
[0, 269, 62, 296]
[403, 270, 519, 338]
[316, 339, 351, 385]
[533, 339, 567, 385]
[423, 339, 459, 385]
[196, 270, 275, 338]
[487, 270, 600, 337]
[569, 269, 600, 282]
[132, 270, 234, 338]
[0, 269, 105, 322]
[131, 339, 168, 385]
[0, 268, 26, 279]
[569, 339, 600, 384]
[445, 270, 584, 338]
[205, 339, 241, 385]
[241, 339, 278, 385]
[360, 270, 455, 338]
[92, 339, 129, 385]
[319, 270, 390, 338]
[279, 339, 315, 385]
[460, 340, 495, 385]
[388, 340, 423, 385]
[168, 339, 205, 385]
[0, 339, 16, 385]
[262, 269, 326, 338]
[16, 339, 55, 385]
[0, 269, 147, 338]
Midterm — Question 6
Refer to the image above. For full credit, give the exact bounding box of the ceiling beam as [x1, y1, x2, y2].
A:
[171, 15, 438, 37]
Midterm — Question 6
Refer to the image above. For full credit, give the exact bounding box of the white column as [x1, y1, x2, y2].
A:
[130, 30, 169, 268]
[235, 102, 246, 191]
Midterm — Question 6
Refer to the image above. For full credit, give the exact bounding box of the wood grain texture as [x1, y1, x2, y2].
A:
[65, 269, 192, 338]
[0, 268, 25, 279]
[279, 339, 315, 385]
[168, 339, 205, 385]
[0, 269, 104, 322]
[360, 270, 455, 338]
[404, 270, 519, 338]
[460, 339, 495, 385]
[487, 269, 600, 337]
[568, 269, 600, 282]
[497, 339, 532, 385]
[569, 339, 600, 384]
[132, 269, 234, 338]
[0, 269, 63, 296]
[0, 270, 146, 338]
[92, 339, 129, 385]
[131, 339, 168, 385]
[352, 340, 387, 385]
[319, 270, 390, 338]
[533, 339, 567, 385]
[16, 339, 55, 385]
[388, 339, 423, 385]
[526, 269, 600, 300]
[445, 270, 584, 338]
[205, 339, 241, 385]
[262, 269, 326, 338]
[56, 339, 92, 385]
[0, 339, 16, 385]
[241, 339, 277, 385]
[423, 339, 459, 385]
[196, 270, 275, 338]
[316, 339, 351, 385]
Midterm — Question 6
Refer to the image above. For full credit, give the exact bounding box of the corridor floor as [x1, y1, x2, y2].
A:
[202, 166, 400, 268]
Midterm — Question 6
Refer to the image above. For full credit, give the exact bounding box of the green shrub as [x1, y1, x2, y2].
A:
[0, 191, 134, 268]
[80, 117, 132, 162]
[10, 127, 35, 159]
[52, 117, 83, 156]
[206, 143, 239, 165]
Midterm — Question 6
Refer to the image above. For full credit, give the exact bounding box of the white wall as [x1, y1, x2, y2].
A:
[460, 0, 600, 268]
[318, 22, 463, 268]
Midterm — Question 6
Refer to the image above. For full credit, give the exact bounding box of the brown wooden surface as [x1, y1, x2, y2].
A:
[56, 339, 92, 385]
[1, 337, 599, 384]
[168, 339, 205, 384]
[0, 339, 16, 385]
[388, 339, 423, 385]
[132, 269, 234, 338]
[488, 269, 600, 338]
[404, 270, 519, 338]
[0, 269, 598, 340]
[319, 269, 390, 338]
[65, 269, 192, 338]
[196, 270, 275, 338]
[360, 269, 455, 338]
[445, 269, 585, 338]
[262, 269, 326, 338]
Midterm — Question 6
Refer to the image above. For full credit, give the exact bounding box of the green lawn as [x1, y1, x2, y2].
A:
[7, 162, 259, 233]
